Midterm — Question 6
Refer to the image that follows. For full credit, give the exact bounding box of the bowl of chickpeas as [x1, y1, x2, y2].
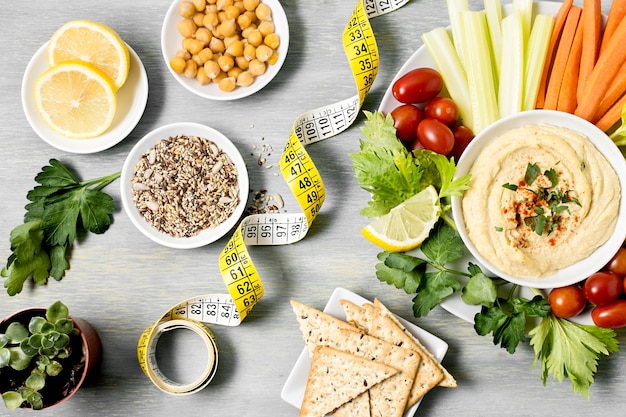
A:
[162, 0, 289, 100]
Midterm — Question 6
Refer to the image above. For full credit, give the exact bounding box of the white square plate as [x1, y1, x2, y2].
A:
[281, 287, 449, 415]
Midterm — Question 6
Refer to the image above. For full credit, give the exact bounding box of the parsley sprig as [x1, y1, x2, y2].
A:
[1, 159, 120, 295]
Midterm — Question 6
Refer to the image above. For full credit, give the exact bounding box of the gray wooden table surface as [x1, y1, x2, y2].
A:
[1, 0, 624, 416]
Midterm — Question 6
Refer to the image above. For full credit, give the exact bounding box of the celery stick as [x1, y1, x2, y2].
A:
[499, 12, 525, 117]
[422, 28, 474, 132]
[459, 11, 499, 133]
[512, 0, 533, 40]
[484, 0, 503, 81]
[522, 14, 554, 110]
[446, 0, 469, 64]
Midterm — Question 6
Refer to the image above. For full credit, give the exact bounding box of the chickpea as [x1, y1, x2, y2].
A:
[170, 56, 187, 74]
[197, 47, 214, 63]
[196, 67, 211, 85]
[204, 60, 221, 78]
[246, 29, 263, 47]
[218, 54, 235, 71]
[195, 27, 213, 46]
[209, 37, 225, 53]
[225, 5, 240, 20]
[192, 0, 206, 11]
[203, 12, 219, 28]
[183, 37, 204, 55]
[255, 44, 273, 62]
[226, 39, 244, 56]
[183, 60, 198, 78]
[217, 0, 234, 10]
[223, 35, 239, 48]
[194, 13, 207, 27]
[241, 24, 257, 39]
[255, 3, 272, 21]
[248, 59, 266, 76]
[206, 4, 218, 13]
[237, 13, 252, 29]
[175, 49, 191, 60]
[243, 0, 260, 12]
[235, 55, 249, 70]
[236, 70, 254, 86]
[218, 76, 237, 92]
[258, 21, 274, 37]
[214, 71, 227, 84]
[219, 19, 237, 37]
[263, 32, 280, 49]
[234, 1, 245, 13]
[267, 50, 279, 65]
[228, 67, 243, 79]
[217, 11, 228, 23]
[180, 1, 196, 18]
[177, 18, 197, 38]
[243, 44, 256, 61]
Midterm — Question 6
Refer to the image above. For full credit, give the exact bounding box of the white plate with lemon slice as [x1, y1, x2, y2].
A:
[21, 41, 148, 154]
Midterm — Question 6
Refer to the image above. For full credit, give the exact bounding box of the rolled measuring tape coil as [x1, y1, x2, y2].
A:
[138, 0, 409, 394]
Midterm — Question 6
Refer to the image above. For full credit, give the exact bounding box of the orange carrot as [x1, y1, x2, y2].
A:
[595, 93, 626, 132]
[576, 0, 602, 103]
[592, 60, 626, 122]
[575, 12, 626, 121]
[557, 15, 584, 113]
[543, 6, 582, 110]
[535, 0, 573, 108]
[599, 0, 626, 55]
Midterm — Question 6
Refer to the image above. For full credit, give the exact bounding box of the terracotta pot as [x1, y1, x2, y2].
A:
[0, 307, 103, 410]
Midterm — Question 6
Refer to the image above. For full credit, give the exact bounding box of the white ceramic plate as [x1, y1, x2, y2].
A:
[161, 0, 289, 100]
[120, 122, 249, 249]
[378, 2, 598, 325]
[281, 287, 449, 415]
[21, 42, 149, 154]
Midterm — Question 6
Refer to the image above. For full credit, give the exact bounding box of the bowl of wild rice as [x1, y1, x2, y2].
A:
[120, 122, 249, 249]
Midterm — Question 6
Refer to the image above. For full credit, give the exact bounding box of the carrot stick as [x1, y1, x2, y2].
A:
[543, 6, 582, 110]
[557, 15, 584, 113]
[576, 0, 602, 103]
[595, 93, 626, 132]
[599, 0, 626, 55]
[592, 60, 626, 122]
[535, 0, 573, 108]
[575, 13, 626, 121]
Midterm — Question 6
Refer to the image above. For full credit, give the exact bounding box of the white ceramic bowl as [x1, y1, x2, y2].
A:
[161, 0, 289, 100]
[121, 122, 249, 249]
[451, 110, 626, 289]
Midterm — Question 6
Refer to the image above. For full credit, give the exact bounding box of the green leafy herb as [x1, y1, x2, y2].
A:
[529, 315, 619, 399]
[1, 159, 120, 295]
[350, 111, 471, 228]
[608, 102, 626, 146]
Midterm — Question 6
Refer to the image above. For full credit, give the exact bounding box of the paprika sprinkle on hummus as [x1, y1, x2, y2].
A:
[461, 123, 621, 278]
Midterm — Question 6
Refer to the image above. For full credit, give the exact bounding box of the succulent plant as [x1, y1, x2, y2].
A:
[0, 301, 78, 410]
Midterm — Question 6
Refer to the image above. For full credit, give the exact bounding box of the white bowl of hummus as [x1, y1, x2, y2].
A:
[452, 110, 626, 289]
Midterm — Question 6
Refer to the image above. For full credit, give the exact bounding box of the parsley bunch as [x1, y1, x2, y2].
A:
[1, 159, 120, 295]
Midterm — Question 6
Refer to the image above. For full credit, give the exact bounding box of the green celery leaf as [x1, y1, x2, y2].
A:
[8, 221, 45, 263]
[79, 188, 115, 234]
[49, 244, 69, 280]
[34, 159, 79, 188]
[41, 190, 81, 247]
[2, 251, 51, 296]
[461, 271, 497, 307]
[378, 251, 429, 272]
[375, 262, 423, 294]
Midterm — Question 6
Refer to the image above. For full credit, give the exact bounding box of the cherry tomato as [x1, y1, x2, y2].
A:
[450, 125, 475, 161]
[548, 285, 587, 319]
[424, 97, 459, 125]
[582, 271, 623, 306]
[591, 299, 626, 328]
[390, 104, 424, 143]
[392, 68, 443, 104]
[417, 118, 455, 155]
[606, 247, 626, 275]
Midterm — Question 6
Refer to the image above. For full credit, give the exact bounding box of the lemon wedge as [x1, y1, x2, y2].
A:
[47, 20, 130, 90]
[362, 186, 440, 252]
[34, 61, 117, 139]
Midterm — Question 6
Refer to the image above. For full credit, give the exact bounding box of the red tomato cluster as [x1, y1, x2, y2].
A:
[548, 246, 626, 328]
[390, 67, 474, 160]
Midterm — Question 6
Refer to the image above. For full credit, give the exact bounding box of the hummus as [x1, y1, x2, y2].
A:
[461, 123, 621, 278]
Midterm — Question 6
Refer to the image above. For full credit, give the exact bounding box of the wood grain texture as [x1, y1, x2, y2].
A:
[0, 1, 623, 416]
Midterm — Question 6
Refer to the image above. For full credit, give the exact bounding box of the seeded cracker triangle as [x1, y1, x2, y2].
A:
[299, 346, 397, 417]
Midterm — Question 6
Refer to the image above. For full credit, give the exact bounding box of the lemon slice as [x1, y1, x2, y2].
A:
[34, 61, 117, 139]
[362, 186, 440, 252]
[47, 20, 130, 90]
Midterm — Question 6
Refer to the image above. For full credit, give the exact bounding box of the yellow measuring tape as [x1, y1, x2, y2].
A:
[138, 0, 409, 394]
